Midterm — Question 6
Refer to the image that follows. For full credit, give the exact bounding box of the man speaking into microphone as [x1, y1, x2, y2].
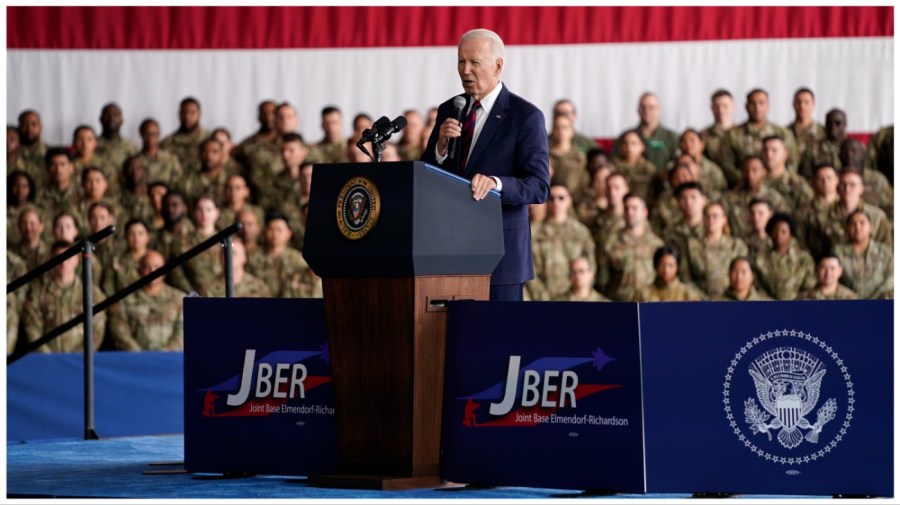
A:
[422, 28, 550, 301]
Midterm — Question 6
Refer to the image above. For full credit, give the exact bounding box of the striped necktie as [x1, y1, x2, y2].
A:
[459, 100, 481, 173]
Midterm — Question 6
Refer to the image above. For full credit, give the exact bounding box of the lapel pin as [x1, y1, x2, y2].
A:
[495, 114, 502, 119]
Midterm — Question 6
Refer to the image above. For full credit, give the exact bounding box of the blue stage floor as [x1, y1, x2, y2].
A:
[6, 435, 831, 500]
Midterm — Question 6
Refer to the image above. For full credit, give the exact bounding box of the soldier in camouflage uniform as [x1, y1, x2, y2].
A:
[102, 218, 151, 296]
[119, 156, 156, 227]
[8, 251, 27, 354]
[548, 115, 589, 196]
[208, 239, 271, 298]
[868, 124, 893, 184]
[183, 138, 230, 205]
[665, 181, 707, 277]
[612, 93, 679, 173]
[721, 156, 789, 239]
[679, 128, 728, 194]
[573, 152, 611, 228]
[7, 127, 28, 178]
[170, 195, 223, 296]
[840, 138, 893, 218]
[796, 163, 840, 255]
[744, 198, 774, 258]
[309, 106, 349, 164]
[717, 256, 772, 301]
[796, 254, 858, 300]
[107, 250, 185, 351]
[233, 100, 278, 172]
[236, 208, 264, 256]
[834, 209, 892, 299]
[84, 203, 123, 292]
[720, 89, 799, 182]
[217, 174, 265, 230]
[72, 125, 121, 197]
[137, 119, 184, 189]
[761, 135, 813, 211]
[684, 201, 749, 298]
[597, 194, 664, 301]
[786, 88, 825, 171]
[152, 191, 196, 291]
[799, 108, 846, 180]
[612, 130, 658, 204]
[14, 110, 49, 189]
[551, 99, 601, 154]
[211, 128, 245, 176]
[553, 256, 609, 302]
[36, 148, 82, 223]
[701, 90, 735, 178]
[7, 171, 37, 248]
[96, 103, 140, 171]
[160, 97, 210, 173]
[804, 168, 892, 257]
[73, 167, 122, 236]
[591, 171, 629, 250]
[14, 207, 51, 270]
[22, 242, 106, 353]
[528, 184, 596, 301]
[650, 158, 697, 237]
[246, 212, 312, 298]
[753, 214, 816, 300]
[397, 109, 425, 161]
[633, 246, 705, 302]
[258, 133, 308, 213]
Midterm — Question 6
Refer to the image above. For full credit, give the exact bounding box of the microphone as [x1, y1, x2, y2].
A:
[356, 116, 392, 149]
[448, 95, 468, 160]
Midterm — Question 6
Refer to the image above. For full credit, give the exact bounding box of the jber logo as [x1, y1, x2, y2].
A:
[460, 349, 627, 428]
[199, 348, 334, 418]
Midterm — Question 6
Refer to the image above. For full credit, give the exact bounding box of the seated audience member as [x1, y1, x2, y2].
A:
[15, 109, 50, 188]
[171, 195, 223, 296]
[7, 171, 37, 247]
[137, 118, 183, 188]
[211, 127, 244, 176]
[397, 109, 425, 161]
[744, 198, 774, 258]
[160, 96, 210, 172]
[147, 181, 170, 232]
[701, 89, 736, 183]
[72, 125, 119, 197]
[246, 212, 313, 298]
[52, 212, 80, 244]
[183, 138, 229, 204]
[633, 245, 705, 302]
[108, 249, 185, 351]
[717, 256, 772, 301]
[86, 202, 121, 290]
[612, 92, 679, 173]
[208, 238, 271, 298]
[720, 88, 798, 179]
[13, 207, 50, 270]
[7, 251, 28, 354]
[217, 174, 264, 230]
[684, 201, 749, 298]
[833, 209, 892, 299]
[309, 105, 349, 164]
[678, 128, 728, 194]
[574, 151, 612, 228]
[95, 102, 140, 170]
[785, 87, 825, 171]
[22, 241, 106, 353]
[553, 256, 609, 302]
[74, 166, 121, 235]
[120, 155, 155, 227]
[753, 213, 816, 300]
[796, 253, 858, 300]
[103, 218, 151, 296]
[840, 137, 892, 218]
[611, 129, 657, 203]
[721, 155, 789, 239]
[548, 114, 588, 195]
[36, 148, 81, 222]
[551, 99, 600, 153]
[797, 163, 839, 255]
[597, 193, 664, 301]
[761, 135, 813, 210]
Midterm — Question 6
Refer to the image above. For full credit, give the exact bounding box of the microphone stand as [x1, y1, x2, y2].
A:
[371, 141, 385, 163]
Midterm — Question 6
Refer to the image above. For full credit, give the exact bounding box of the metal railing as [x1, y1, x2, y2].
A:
[7, 222, 242, 439]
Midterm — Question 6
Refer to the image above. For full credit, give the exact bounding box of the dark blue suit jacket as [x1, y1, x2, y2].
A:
[422, 84, 550, 285]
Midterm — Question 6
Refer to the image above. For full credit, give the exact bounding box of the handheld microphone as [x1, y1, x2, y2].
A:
[448, 95, 468, 160]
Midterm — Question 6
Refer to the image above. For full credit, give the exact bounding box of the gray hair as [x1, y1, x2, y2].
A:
[459, 28, 505, 61]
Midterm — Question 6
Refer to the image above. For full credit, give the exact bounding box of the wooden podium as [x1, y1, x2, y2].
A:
[303, 161, 504, 489]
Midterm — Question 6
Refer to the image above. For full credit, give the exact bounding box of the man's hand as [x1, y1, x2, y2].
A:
[470, 173, 497, 201]
[437, 118, 462, 157]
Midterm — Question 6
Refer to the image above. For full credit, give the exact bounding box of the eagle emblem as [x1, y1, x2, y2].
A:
[744, 347, 838, 449]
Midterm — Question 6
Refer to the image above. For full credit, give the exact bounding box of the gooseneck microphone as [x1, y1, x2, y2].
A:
[448, 95, 468, 160]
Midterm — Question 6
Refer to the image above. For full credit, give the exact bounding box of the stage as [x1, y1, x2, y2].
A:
[5, 435, 835, 500]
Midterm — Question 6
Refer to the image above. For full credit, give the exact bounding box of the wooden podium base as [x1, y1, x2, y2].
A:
[308, 473, 446, 490]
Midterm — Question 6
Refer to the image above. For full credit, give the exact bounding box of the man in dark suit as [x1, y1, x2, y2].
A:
[422, 28, 550, 301]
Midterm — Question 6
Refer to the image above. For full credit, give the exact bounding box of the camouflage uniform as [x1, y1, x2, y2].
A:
[258, 173, 303, 214]
[137, 150, 183, 188]
[796, 197, 836, 255]
[572, 132, 599, 154]
[699, 156, 729, 194]
[684, 235, 749, 298]
[182, 169, 229, 206]
[591, 211, 625, 250]
[753, 240, 817, 300]
[743, 233, 772, 259]
[765, 169, 814, 211]
[804, 202, 892, 257]
[550, 149, 588, 196]
[96, 136, 140, 172]
[398, 143, 423, 162]
[74, 157, 120, 197]
[834, 241, 893, 299]
[36, 184, 81, 222]
[786, 121, 825, 173]
[15, 142, 49, 190]
[867, 125, 893, 184]
[108, 284, 185, 351]
[283, 267, 323, 298]
[796, 284, 858, 300]
[72, 197, 123, 237]
[160, 128, 210, 174]
[120, 192, 155, 227]
[530, 218, 596, 301]
[246, 246, 311, 298]
[7, 205, 25, 248]
[217, 203, 265, 231]
[309, 140, 348, 164]
[14, 240, 51, 271]
[574, 189, 603, 232]
[862, 168, 893, 219]
[612, 157, 658, 204]
[716, 286, 773, 301]
[633, 278, 705, 302]
[7, 252, 28, 354]
[236, 135, 285, 200]
[552, 289, 609, 302]
[799, 138, 840, 180]
[102, 252, 143, 296]
[613, 126, 679, 173]
[23, 278, 106, 353]
[663, 219, 704, 277]
[701, 124, 732, 179]
[721, 122, 798, 183]
[597, 229, 664, 301]
[208, 272, 272, 298]
[648, 190, 681, 237]
[721, 186, 789, 239]
[152, 221, 196, 292]
[171, 231, 224, 297]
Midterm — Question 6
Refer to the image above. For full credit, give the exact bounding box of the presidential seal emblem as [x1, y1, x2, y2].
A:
[723, 330, 853, 466]
[336, 177, 380, 240]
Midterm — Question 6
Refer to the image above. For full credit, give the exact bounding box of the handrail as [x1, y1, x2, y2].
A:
[7, 225, 117, 294]
[7, 222, 242, 366]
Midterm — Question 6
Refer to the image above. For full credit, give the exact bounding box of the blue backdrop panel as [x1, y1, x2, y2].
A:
[183, 297, 338, 476]
[442, 301, 645, 492]
[640, 300, 893, 496]
[7, 352, 184, 441]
